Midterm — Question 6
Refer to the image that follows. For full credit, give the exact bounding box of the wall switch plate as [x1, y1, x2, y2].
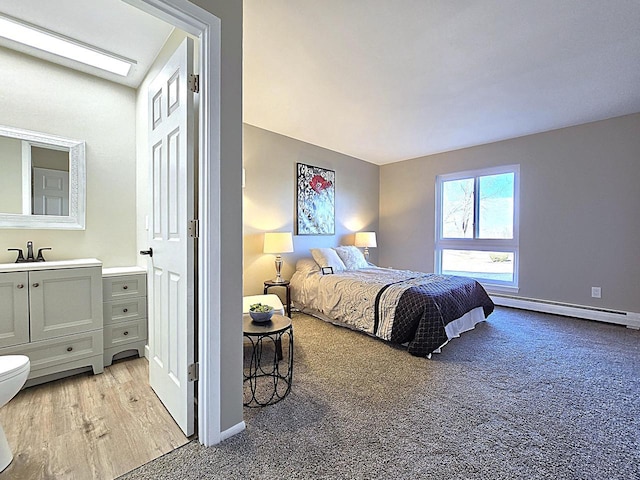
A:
[591, 287, 602, 298]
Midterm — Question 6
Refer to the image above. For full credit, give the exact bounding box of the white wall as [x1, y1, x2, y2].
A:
[380, 113, 640, 314]
[0, 46, 138, 267]
[0, 136, 22, 214]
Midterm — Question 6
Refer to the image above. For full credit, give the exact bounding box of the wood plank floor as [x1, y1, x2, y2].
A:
[0, 357, 189, 480]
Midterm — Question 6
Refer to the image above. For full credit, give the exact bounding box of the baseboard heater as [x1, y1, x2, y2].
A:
[489, 293, 640, 330]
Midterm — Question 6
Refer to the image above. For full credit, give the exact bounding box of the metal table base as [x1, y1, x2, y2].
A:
[243, 315, 293, 407]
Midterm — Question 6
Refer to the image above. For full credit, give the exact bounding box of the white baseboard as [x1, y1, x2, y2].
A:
[220, 421, 246, 442]
[490, 294, 640, 329]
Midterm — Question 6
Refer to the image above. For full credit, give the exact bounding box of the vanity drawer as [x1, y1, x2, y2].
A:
[103, 275, 146, 300]
[104, 319, 147, 348]
[103, 298, 147, 325]
[1, 330, 103, 373]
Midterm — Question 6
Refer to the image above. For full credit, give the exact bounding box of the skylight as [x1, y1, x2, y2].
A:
[0, 14, 135, 77]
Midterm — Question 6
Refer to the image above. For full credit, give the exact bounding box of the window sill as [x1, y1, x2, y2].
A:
[482, 283, 520, 294]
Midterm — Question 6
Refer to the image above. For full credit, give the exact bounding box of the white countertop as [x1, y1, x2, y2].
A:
[102, 266, 147, 277]
[0, 258, 102, 273]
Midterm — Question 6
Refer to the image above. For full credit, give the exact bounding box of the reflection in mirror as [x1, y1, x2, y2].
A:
[30, 146, 70, 216]
[0, 125, 85, 230]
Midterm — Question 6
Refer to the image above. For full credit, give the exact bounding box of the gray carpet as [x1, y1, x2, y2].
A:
[118, 307, 640, 479]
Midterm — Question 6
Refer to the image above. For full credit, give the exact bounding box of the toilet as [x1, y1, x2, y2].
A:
[0, 355, 30, 472]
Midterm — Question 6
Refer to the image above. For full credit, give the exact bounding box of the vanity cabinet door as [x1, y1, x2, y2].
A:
[0, 272, 30, 348]
[29, 267, 102, 341]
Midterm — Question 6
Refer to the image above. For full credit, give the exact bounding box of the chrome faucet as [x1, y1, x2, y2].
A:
[7, 241, 51, 263]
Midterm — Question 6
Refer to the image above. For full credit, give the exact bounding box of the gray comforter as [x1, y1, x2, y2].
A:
[290, 266, 494, 357]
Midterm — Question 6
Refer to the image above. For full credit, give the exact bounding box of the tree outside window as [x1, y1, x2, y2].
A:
[436, 165, 519, 288]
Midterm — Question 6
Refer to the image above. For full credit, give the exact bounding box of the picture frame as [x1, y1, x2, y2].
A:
[321, 266, 334, 275]
[296, 163, 335, 235]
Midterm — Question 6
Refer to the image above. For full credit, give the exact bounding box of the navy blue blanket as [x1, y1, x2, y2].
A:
[375, 275, 494, 357]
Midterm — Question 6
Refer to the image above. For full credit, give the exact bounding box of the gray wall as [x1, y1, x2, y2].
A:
[380, 113, 640, 313]
[243, 124, 380, 296]
[192, 0, 244, 434]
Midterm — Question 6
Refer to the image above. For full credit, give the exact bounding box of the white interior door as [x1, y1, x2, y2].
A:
[32, 167, 69, 215]
[145, 37, 195, 437]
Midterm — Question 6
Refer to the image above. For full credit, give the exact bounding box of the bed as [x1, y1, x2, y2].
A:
[290, 247, 495, 357]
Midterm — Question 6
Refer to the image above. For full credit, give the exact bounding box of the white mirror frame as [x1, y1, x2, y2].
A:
[0, 125, 85, 230]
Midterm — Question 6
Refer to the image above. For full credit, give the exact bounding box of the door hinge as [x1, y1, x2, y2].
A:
[188, 74, 199, 93]
[188, 219, 199, 238]
[188, 362, 199, 382]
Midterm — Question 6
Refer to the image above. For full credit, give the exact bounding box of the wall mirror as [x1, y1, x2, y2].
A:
[0, 125, 85, 230]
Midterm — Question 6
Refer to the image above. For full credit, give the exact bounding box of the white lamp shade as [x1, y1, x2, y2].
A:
[264, 232, 294, 254]
[354, 231, 377, 248]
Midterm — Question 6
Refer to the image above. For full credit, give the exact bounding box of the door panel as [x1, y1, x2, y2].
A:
[146, 37, 195, 437]
[0, 272, 29, 348]
[29, 267, 102, 341]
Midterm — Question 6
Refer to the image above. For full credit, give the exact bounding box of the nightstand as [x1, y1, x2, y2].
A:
[263, 280, 291, 317]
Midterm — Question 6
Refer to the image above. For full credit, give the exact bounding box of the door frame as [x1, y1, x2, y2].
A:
[124, 0, 232, 446]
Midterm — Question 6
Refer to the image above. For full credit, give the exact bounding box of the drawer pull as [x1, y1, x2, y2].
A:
[123, 308, 128, 313]
[17, 284, 24, 289]
[123, 331, 129, 336]
[32, 282, 40, 288]
[123, 285, 128, 290]
[67, 346, 73, 352]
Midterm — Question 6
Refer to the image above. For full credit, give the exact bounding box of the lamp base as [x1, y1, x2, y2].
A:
[271, 255, 287, 284]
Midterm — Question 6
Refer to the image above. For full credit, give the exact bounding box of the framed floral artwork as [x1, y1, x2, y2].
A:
[296, 163, 335, 235]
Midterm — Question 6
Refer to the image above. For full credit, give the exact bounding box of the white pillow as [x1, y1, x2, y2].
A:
[310, 248, 346, 271]
[334, 245, 368, 270]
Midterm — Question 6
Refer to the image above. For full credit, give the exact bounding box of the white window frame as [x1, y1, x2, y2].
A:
[435, 164, 520, 291]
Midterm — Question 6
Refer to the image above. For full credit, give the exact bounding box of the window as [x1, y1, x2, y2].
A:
[435, 165, 519, 289]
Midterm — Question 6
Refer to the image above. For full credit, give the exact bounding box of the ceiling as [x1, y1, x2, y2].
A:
[244, 0, 640, 165]
[0, 0, 173, 88]
[2, 1, 639, 165]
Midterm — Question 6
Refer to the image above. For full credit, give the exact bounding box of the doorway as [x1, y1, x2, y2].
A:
[127, 0, 226, 447]
[0, 0, 228, 476]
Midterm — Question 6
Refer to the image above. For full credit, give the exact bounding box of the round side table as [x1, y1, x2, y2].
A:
[243, 314, 293, 407]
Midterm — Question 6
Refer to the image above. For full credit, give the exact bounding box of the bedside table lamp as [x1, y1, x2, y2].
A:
[354, 231, 377, 261]
[264, 232, 294, 284]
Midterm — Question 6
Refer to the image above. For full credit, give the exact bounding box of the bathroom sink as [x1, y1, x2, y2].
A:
[0, 258, 102, 273]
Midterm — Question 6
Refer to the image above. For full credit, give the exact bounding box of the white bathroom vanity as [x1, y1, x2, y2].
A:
[0, 259, 104, 385]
